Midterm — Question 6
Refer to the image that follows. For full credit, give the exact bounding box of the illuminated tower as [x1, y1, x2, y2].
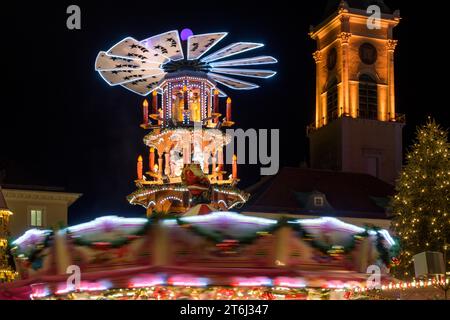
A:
[95, 29, 277, 216]
[0, 187, 15, 282]
[308, 1, 404, 185]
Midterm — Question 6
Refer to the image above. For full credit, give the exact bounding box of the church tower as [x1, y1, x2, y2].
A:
[308, 0, 404, 185]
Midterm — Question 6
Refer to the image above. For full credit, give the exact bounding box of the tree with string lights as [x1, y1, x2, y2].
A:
[390, 118, 450, 279]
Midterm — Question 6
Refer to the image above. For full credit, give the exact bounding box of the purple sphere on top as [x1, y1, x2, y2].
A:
[180, 28, 193, 41]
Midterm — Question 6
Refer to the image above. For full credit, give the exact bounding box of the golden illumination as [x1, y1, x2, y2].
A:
[0, 209, 12, 216]
[143, 99, 149, 108]
[310, 10, 399, 127]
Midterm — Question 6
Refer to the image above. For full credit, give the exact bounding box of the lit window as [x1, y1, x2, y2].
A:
[314, 196, 324, 207]
[30, 209, 43, 227]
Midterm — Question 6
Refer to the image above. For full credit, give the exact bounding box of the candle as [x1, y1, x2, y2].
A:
[213, 89, 219, 123]
[149, 147, 155, 172]
[183, 85, 188, 110]
[226, 97, 232, 121]
[158, 108, 163, 126]
[232, 154, 238, 180]
[142, 99, 149, 125]
[137, 155, 143, 180]
[152, 91, 158, 114]
[218, 148, 224, 180]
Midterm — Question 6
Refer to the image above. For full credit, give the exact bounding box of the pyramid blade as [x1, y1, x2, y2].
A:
[141, 30, 184, 61]
[201, 42, 264, 63]
[106, 37, 169, 64]
[187, 32, 228, 60]
[95, 52, 161, 71]
[120, 73, 167, 96]
[99, 69, 165, 86]
[208, 72, 259, 90]
[210, 68, 276, 79]
[209, 56, 277, 67]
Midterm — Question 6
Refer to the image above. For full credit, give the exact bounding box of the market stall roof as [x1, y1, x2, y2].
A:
[242, 167, 394, 219]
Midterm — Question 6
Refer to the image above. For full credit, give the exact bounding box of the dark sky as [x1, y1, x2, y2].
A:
[1, 0, 448, 225]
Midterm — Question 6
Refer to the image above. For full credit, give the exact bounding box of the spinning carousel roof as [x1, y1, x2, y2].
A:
[95, 30, 277, 96]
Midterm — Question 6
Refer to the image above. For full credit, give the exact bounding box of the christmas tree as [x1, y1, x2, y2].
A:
[390, 118, 450, 278]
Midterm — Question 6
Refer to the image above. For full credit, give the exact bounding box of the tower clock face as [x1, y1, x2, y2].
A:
[359, 43, 377, 65]
[327, 47, 337, 70]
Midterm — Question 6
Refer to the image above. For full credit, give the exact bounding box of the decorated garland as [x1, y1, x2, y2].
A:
[175, 217, 285, 244]
[175, 216, 398, 266]
[70, 219, 153, 249]
[17, 215, 397, 267]
[12, 231, 53, 270]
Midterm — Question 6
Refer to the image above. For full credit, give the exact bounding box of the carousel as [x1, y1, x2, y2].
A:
[0, 29, 399, 300]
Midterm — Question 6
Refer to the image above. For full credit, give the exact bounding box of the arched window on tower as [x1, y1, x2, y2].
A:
[326, 77, 338, 124]
[358, 74, 378, 120]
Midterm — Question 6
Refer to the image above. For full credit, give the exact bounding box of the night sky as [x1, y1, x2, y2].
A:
[1, 0, 448, 225]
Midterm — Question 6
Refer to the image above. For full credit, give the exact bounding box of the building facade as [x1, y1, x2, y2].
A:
[1, 186, 81, 239]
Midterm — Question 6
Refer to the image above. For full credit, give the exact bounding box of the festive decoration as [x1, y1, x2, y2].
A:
[152, 90, 158, 114]
[93, 30, 277, 217]
[390, 118, 450, 278]
[226, 97, 232, 121]
[0, 207, 17, 282]
[137, 155, 143, 180]
[1, 191, 16, 282]
[11, 229, 52, 272]
[288, 219, 397, 265]
[5, 213, 397, 300]
[232, 154, 238, 180]
[30, 285, 331, 300]
[94, 30, 277, 95]
[142, 99, 149, 125]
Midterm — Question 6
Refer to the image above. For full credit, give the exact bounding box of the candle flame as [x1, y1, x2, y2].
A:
[143, 99, 149, 107]
[227, 97, 232, 104]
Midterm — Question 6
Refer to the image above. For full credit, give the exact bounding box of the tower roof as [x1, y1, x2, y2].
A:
[242, 167, 395, 219]
[323, 0, 392, 18]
